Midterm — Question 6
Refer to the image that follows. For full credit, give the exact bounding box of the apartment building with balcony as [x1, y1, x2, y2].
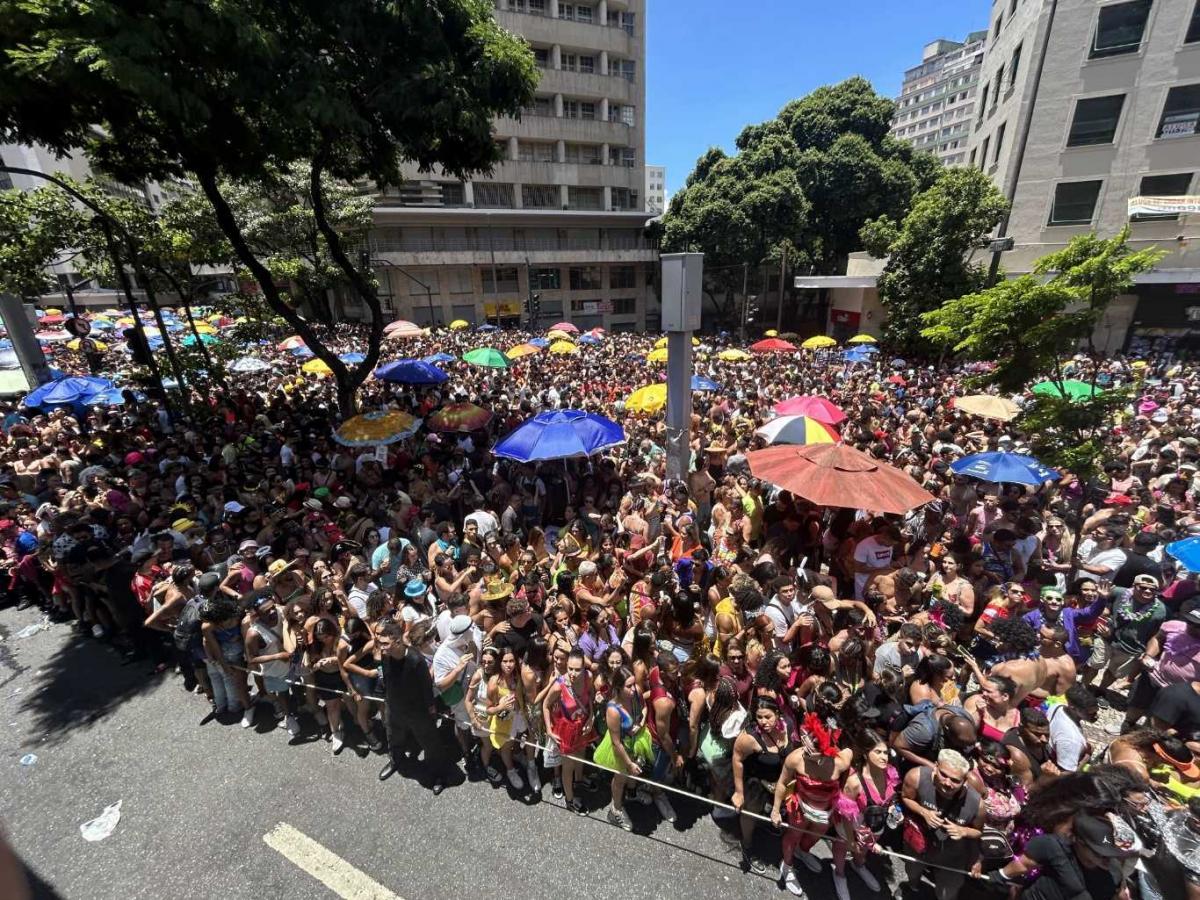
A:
[890, 32, 987, 166]
[967, 0, 1200, 354]
[645, 165, 666, 214]
[345, 0, 658, 332]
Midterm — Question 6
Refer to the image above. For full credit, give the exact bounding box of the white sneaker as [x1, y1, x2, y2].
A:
[795, 850, 822, 874]
[285, 715, 300, 737]
[91, 624, 105, 639]
[331, 730, 344, 753]
[852, 863, 880, 893]
[525, 760, 542, 792]
[832, 872, 851, 900]
[240, 709, 254, 729]
[652, 791, 676, 822]
[506, 767, 523, 790]
[780, 862, 805, 896]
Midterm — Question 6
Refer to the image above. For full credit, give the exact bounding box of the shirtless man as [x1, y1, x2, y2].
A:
[991, 625, 1075, 703]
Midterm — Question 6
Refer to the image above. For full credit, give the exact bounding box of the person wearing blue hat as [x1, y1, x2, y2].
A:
[400, 576, 433, 627]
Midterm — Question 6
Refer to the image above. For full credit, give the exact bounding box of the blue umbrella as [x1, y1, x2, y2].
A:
[291, 345, 315, 359]
[950, 452, 1060, 485]
[89, 320, 114, 331]
[1167, 537, 1200, 573]
[374, 359, 449, 385]
[493, 409, 625, 462]
[529, 337, 551, 349]
[422, 352, 456, 365]
[578, 334, 602, 345]
[24, 375, 115, 410]
[691, 375, 721, 391]
[338, 352, 366, 364]
[90, 387, 145, 406]
[843, 348, 874, 363]
[476, 323, 499, 332]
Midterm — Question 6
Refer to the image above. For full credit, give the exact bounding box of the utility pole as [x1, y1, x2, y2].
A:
[775, 244, 788, 332]
[0, 294, 53, 389]
[661, 253, 703, 483]
[739, 262, 749, 343]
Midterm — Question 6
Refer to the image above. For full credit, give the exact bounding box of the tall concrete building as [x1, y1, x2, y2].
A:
[891, 31, 988, 166]
[968, 0, 1200, 354]
[357, 0, 658, 333]
[645, 165, 666, 215]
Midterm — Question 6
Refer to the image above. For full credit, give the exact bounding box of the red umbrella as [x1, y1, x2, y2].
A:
[773, 395, 847, 424]
[550, 322, 579, 334]
[887, 374, 906, 386]
[750, 338, 797, 353]
[747, 443, 934, 515]
[38, 313, 65, 325]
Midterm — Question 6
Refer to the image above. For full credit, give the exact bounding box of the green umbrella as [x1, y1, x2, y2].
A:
[182, 333, 219, 347]
[463, 347, 509, 369]
[1032, 379, 1101, 400]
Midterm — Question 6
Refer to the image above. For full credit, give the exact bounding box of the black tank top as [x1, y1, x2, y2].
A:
[744, 724, 791, 780]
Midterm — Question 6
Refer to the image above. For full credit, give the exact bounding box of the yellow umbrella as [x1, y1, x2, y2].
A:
[647, 347, 669, 363]
[43, 307, 63, 315]
[626, 383, 667, 415]
[66, 338, 108, 351]
[800, 335, 838, 350]
[1131, 360, 1149, 370]
[549, 340, 578, 355]
[192, 322, 217, 335]
[654, 336, 699, 348]
[302, 358, 333, 376]
[846, 334, 878, 344]
[116, 317, 135, 327]
[718, 349, 751, 362]
[954, 394, 1020, 421]
[764, 329, 778, 337]
[547, 329, 574, 342]
[449, 319, 470, 330]
[506, 343, 541, 359]
[333, 410, 420, 447]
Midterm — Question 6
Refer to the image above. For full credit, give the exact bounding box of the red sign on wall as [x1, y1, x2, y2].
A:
[831, 310, 861, 328]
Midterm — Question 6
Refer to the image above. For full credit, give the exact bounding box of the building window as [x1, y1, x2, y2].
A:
[1188, 2, 1200, 43]
[521, 184, 559, 209]
[519, 141, 556, 162]
[610, 266, 636, 290]
[1090, 0, 1152, 58]
[439, 182, 466, 207]
[564, 142, 603, 165]
[993, 122, 1006, 163]
[1048, 180, 1103, 225]
[474, 182, 515, 209]
[991, 68, 1003, 110]
[446, 268, 473, 294]
[611, 146, 636, 167]
[977, 82, 990, 125]
[579, 55, 595, 74]
[561, 52, 577, 71]
[610, 297, 637, 315]
[979, 136, 990, 169]
[523, 96, 552, 117]
[1009, 44, 1022, 87]
[569, 266, 602, 291]
[610, 188, 638, 210]
[567, 186, 603, 210]
[531, 268, 561, 290]
[1066, 94, 1126, 146]
[1132, 173, 1194, 220]
[482, 267, 520, 294]
[613, 59, 636, 81]
[993, 13, 1003, 41]
[1157, 84, 1200, 138]
[532, 47, 549, 68]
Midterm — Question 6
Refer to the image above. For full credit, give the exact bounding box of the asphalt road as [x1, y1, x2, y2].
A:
[0, 605, 913, 900]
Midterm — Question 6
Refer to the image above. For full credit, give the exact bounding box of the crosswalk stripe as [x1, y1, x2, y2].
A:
[263, 822, 401, 900]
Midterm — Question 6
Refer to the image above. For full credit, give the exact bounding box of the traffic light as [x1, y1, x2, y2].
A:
[123, 327, 152, 366]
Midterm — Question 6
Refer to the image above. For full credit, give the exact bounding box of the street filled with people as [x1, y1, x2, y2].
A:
[4, 310, 1200, 900]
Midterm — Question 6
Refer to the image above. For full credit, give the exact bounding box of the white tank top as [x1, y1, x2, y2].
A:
[251, 621, 289, 678]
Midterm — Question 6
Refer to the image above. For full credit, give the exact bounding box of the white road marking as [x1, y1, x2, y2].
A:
[263, 822, 402, 900]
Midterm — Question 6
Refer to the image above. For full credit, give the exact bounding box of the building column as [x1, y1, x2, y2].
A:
[549, 0, 559, 16]
[513, 182, 524, 209]
[599, 50, 609, 76]
[554, 93, 564, 117]
[556, 139, 566, 163]
[551, 44, 562, 69]
[603, 185, 612, 211]
[600, 98, 609, 122]
[598, 0, 607, 24]
[463, 182, 475, 208]
[601, 142, 610, 166]
[560, 185, 570, 209]
[508, 136, 519, 161]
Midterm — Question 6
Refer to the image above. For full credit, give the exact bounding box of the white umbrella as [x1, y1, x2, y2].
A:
[230, 356, 272, 373]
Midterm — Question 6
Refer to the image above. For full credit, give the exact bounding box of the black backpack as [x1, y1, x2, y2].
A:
[172, 597, 204, 652]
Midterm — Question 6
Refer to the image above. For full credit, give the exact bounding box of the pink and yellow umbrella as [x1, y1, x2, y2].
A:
[428, 402, 493, 433]
[277, 335, 306, 351]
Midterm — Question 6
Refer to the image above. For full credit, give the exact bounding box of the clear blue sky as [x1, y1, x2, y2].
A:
[646, 0, 986, 198]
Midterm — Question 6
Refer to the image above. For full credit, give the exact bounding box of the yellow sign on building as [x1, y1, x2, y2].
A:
[483, 301, 522, 317]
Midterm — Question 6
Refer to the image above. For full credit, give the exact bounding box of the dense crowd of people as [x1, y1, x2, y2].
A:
[3, 314, 1200, 899]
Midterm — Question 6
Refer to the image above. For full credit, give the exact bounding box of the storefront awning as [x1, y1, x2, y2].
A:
[793, 275, 878, 289]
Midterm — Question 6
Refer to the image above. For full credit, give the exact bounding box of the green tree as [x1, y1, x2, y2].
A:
[861, 167, 1008, 353]
[0, 186, 84, 300]
[921, 228, 1165, 484]
[0, 0, 537, 414]
[663, 77, 939, 328]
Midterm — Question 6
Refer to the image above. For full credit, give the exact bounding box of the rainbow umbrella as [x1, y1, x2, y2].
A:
[463, 347, 510, 369]
[449, 319, 470, 331]
[333, 410, 421, 447]
[626, 384, 667, 414]
[647, 347, 669, 363]
[278, 335, 306, 351]
[846, 334, 878, 344]
[756, 415, 838, 446]
[549, 340, 578, 355]
[302, 358, 333, 376]
[506, 343, 541, 359]
[428, 402, 493, 433]
[799, 336, 837, 350]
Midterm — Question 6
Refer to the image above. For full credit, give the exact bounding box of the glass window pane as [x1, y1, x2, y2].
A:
[1091, 0, 1152, 58]
[1049, 181, 1102, 225]
[1066, 95, 1126, 146]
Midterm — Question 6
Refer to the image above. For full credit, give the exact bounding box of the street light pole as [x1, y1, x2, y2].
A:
[368, 256, 435, 326]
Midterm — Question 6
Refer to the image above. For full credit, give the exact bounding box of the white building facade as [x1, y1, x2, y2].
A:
[891, 32, 988, 167]
[645, 165, 666, 214]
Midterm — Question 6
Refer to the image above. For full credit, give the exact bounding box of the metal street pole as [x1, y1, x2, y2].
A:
[661, 253, 703, 484]
[775, 244, 787, 332]
[0, 293, 54, 389]
[739, 262, 749, 343]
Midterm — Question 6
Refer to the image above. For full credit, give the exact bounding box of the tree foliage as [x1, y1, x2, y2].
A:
[921, 229, 1166, 483]
[0, 0, 538, 414]
[0, 186, 83, 299]
[862, 166, 1008, 353]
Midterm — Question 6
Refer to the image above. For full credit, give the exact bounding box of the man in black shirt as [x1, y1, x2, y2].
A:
[990, 812, 1126, 900]
[490, 594, 543, 660]
[1113, 532, 1163, 588]
[1152, 679, 1200, 746]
